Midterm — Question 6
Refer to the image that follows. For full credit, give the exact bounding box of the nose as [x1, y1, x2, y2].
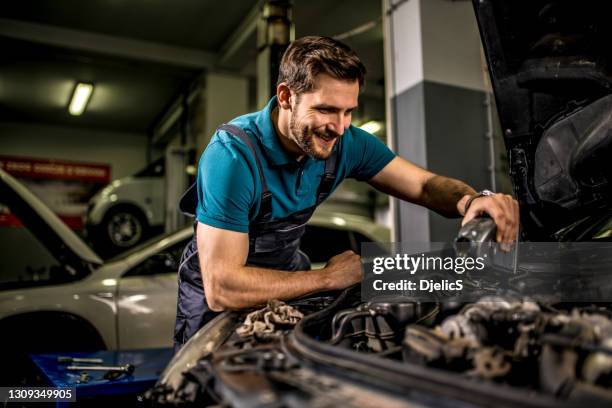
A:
[326, 114, 344, 136]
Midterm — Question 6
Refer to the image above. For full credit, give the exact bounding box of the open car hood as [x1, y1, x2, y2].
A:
[0, 168, 103, 268]
[473, 0, 612, 239]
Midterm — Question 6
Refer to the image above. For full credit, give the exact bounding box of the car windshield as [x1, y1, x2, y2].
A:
[134, 157, 165, 178]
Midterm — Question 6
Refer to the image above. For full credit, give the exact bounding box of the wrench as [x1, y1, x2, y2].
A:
[67, 364, 135, 380]
[58, 356, 104, 364]
[66, 364, 135, 374]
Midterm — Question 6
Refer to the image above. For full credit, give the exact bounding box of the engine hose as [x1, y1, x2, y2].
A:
[329, 311, 372, 345]
[331, 309, 358, 334]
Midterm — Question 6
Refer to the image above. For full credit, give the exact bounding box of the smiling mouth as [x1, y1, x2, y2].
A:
[314, 134, 337, 148]
[315, 132, 338, 142]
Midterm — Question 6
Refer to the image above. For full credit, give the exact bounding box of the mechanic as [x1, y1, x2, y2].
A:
[173, 36, 519, 351]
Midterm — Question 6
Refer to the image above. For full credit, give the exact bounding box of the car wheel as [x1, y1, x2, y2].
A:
[91, 206, 149, 257]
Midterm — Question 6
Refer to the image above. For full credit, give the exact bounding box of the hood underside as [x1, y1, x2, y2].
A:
[473, 0, 612, 239]
[0, 169, 103, 268]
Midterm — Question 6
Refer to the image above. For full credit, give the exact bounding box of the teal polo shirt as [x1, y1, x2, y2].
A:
[195, 97, 396, 233]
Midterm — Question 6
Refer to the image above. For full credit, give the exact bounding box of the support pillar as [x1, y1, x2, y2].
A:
[256, 0, 293, 109]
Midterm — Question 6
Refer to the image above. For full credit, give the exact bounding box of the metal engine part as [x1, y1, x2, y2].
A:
[328, 299, 437, 352]
[398, 296, 612, 399]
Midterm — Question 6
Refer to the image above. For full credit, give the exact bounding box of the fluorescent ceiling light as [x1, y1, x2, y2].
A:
[68, 82, 93, 116]
[359, 120, 382, 134]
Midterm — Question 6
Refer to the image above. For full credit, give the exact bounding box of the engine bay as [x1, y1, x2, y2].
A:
[317, 294, 612, 401]
[152, 285, 612, 407]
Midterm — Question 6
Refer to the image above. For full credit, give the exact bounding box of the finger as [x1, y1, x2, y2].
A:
[495, 195, 513, 231]
[502, 195, 516, 223]
[504, 195, 518, 232]
[504, 200, 520, 249]
[493, 195, 516, 245]
[470, 199, 503, 242]
[461, 207, 478, 226]
[513, 199, 520, 239]
[483, 203, 506, 243]
[461, 199, 487, 226]
[498, 215, 513, 251]
[491, 196, 510, 243]
[502, 195, 519, 243]
[500, 197, 514, 243]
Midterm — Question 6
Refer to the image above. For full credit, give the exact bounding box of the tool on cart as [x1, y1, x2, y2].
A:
[77, 372, 91, 384]
[31, 348, 173, 401]
[66, 363, 135, 380]
[57, 356, 104, 364]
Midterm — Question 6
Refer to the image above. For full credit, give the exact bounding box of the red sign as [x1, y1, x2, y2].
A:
[0, 155, 111, 229]
[0, 156, 110, 183]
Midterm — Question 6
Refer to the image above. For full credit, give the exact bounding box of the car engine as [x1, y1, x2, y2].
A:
[322, 295, 612, 400]
[151, 285, 612, 407]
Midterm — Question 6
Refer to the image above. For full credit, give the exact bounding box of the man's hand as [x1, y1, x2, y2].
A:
[323, 250, 362, 290]
[459, 193, 520, 245]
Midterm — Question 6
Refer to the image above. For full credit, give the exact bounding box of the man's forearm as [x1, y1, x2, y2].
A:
[421, 175, 476, 217]
[368, 157, 476, 218]
[204, 262, 330, 311]
[195, 220, 360, 312]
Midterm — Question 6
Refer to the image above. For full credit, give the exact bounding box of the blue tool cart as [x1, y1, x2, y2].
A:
[30, 348, 173, 407]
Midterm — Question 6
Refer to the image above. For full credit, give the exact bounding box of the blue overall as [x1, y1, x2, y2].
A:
[173, 124, 337, 352]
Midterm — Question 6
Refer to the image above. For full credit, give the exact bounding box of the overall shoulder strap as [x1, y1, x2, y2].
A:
[316, 150, 338, 205]
[218, 124, 272, 220]
[178, 124, 273, 220]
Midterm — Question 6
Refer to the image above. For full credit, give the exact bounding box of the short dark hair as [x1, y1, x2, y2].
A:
[277, 36, 366, 94]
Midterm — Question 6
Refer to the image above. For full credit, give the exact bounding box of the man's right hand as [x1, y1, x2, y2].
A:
[323, 250, 363, 290]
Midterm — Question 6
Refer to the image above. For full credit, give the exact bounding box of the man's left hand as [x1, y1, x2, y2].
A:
[459, 193, 520, 245]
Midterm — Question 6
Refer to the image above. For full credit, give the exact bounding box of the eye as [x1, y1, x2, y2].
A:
[317, 108, 332, 114]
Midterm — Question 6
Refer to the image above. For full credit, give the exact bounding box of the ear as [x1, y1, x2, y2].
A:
[276, 83, 293, 110]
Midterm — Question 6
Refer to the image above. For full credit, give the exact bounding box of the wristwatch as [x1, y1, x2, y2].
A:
[464, 189, 495, 214]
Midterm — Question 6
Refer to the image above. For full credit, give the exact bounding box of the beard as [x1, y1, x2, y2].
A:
[289, 111, 339, 160]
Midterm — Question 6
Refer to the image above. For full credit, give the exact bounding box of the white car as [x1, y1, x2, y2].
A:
[85, 157, 166, 256]
[0, 168, 389, 357]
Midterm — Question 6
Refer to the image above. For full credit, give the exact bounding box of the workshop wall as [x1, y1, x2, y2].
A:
[0, 122, 147, 179]
[198, 72, 249, 154]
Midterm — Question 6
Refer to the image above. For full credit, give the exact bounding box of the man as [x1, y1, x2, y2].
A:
[174, 36, 519, 350]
